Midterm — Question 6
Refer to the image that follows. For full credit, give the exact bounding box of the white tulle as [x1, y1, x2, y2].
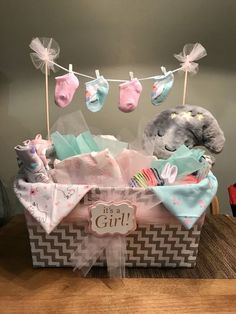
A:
[174, 43, 207, 74]
[29, 37, 60, 74]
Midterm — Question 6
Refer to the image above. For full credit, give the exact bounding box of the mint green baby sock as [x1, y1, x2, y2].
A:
[85, 76, 109, 112]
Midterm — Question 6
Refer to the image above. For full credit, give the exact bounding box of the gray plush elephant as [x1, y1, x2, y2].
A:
[143, 104, 225, 159]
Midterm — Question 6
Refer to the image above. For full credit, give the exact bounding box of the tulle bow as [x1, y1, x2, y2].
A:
[29, 37, 60, 74]
[174, 43, 207, 74]
[70, 188, 161, 278]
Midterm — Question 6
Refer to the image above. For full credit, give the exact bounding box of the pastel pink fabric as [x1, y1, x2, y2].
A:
[16, 176, 205, 234]
[119, 78, 142, 113]
[116, 149, 154, 183]
[64, 188, 173, 225]
[49, 149, 125, 187]
[55, 72, 79, 108]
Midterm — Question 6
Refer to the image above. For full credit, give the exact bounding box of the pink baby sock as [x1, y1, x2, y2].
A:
[119, 78, 142, 113]
[55, 72, 79, 108]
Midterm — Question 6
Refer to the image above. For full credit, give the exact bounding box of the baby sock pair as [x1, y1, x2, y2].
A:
[119, 78, 142, 113]
[151, 72, 174, 106]
[55, 72, 79, 108]
[85, 76, 109, 112]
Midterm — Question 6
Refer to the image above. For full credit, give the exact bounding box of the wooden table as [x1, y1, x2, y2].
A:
[0, 215, 236, 314]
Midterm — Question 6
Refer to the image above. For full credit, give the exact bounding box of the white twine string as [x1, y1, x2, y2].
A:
[50, 61, 183, 82]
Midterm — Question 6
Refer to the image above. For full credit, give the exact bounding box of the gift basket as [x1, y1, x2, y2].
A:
[13, 39, 224, 277]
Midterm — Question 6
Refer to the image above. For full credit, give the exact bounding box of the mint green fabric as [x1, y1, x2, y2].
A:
[52, 130, 128, 161]
[93, 136, 128, 157]
[150, 172, 218, 229]
[51, 131, 101, 160]
[63, 134, 81, 154]
[80, 131, 100, 153]
[51, 131, 78, 160]
[152, 145, 206, 179]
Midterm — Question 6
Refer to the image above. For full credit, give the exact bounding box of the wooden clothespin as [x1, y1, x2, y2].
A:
[129, 71, 134, 80]
[95, 69, 100, 78]
[68, 64, 73, 73]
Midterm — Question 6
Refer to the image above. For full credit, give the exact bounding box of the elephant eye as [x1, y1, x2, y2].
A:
[184, 141, 193, 148]
[165, 145, 176, 152]
[156, 129, 164, 137]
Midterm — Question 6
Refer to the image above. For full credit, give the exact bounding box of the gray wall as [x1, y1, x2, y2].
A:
[0, 0, 235, 214]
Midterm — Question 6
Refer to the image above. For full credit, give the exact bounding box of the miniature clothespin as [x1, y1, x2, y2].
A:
[95, 69, 100, 78]
[129, 71, 134, 80]
[69, 64, 73, 73]
[161, 66, 167, 75]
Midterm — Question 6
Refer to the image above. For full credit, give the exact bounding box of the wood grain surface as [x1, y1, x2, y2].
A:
[0, 215, 236, 313]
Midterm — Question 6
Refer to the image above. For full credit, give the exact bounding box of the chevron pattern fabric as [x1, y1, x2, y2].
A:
[26, 219, 202, 268]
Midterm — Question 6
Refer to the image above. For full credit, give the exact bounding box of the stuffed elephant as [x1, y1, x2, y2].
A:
[143, 104, 225, 159]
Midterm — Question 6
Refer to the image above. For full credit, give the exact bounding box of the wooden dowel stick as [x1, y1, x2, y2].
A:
[45, 63, 50, 140]
[182, 70, 188, 105]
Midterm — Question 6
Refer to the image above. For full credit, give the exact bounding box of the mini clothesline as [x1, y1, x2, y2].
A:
[29, 38, 207, 140]
[50, 60, 183, 82]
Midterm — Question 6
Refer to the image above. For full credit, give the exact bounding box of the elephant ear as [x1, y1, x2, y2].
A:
[175, 104, 225, 153]
[201, 112, 225, 153]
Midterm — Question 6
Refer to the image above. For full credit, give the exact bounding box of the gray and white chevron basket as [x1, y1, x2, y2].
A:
[25, 214, 202, 268]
